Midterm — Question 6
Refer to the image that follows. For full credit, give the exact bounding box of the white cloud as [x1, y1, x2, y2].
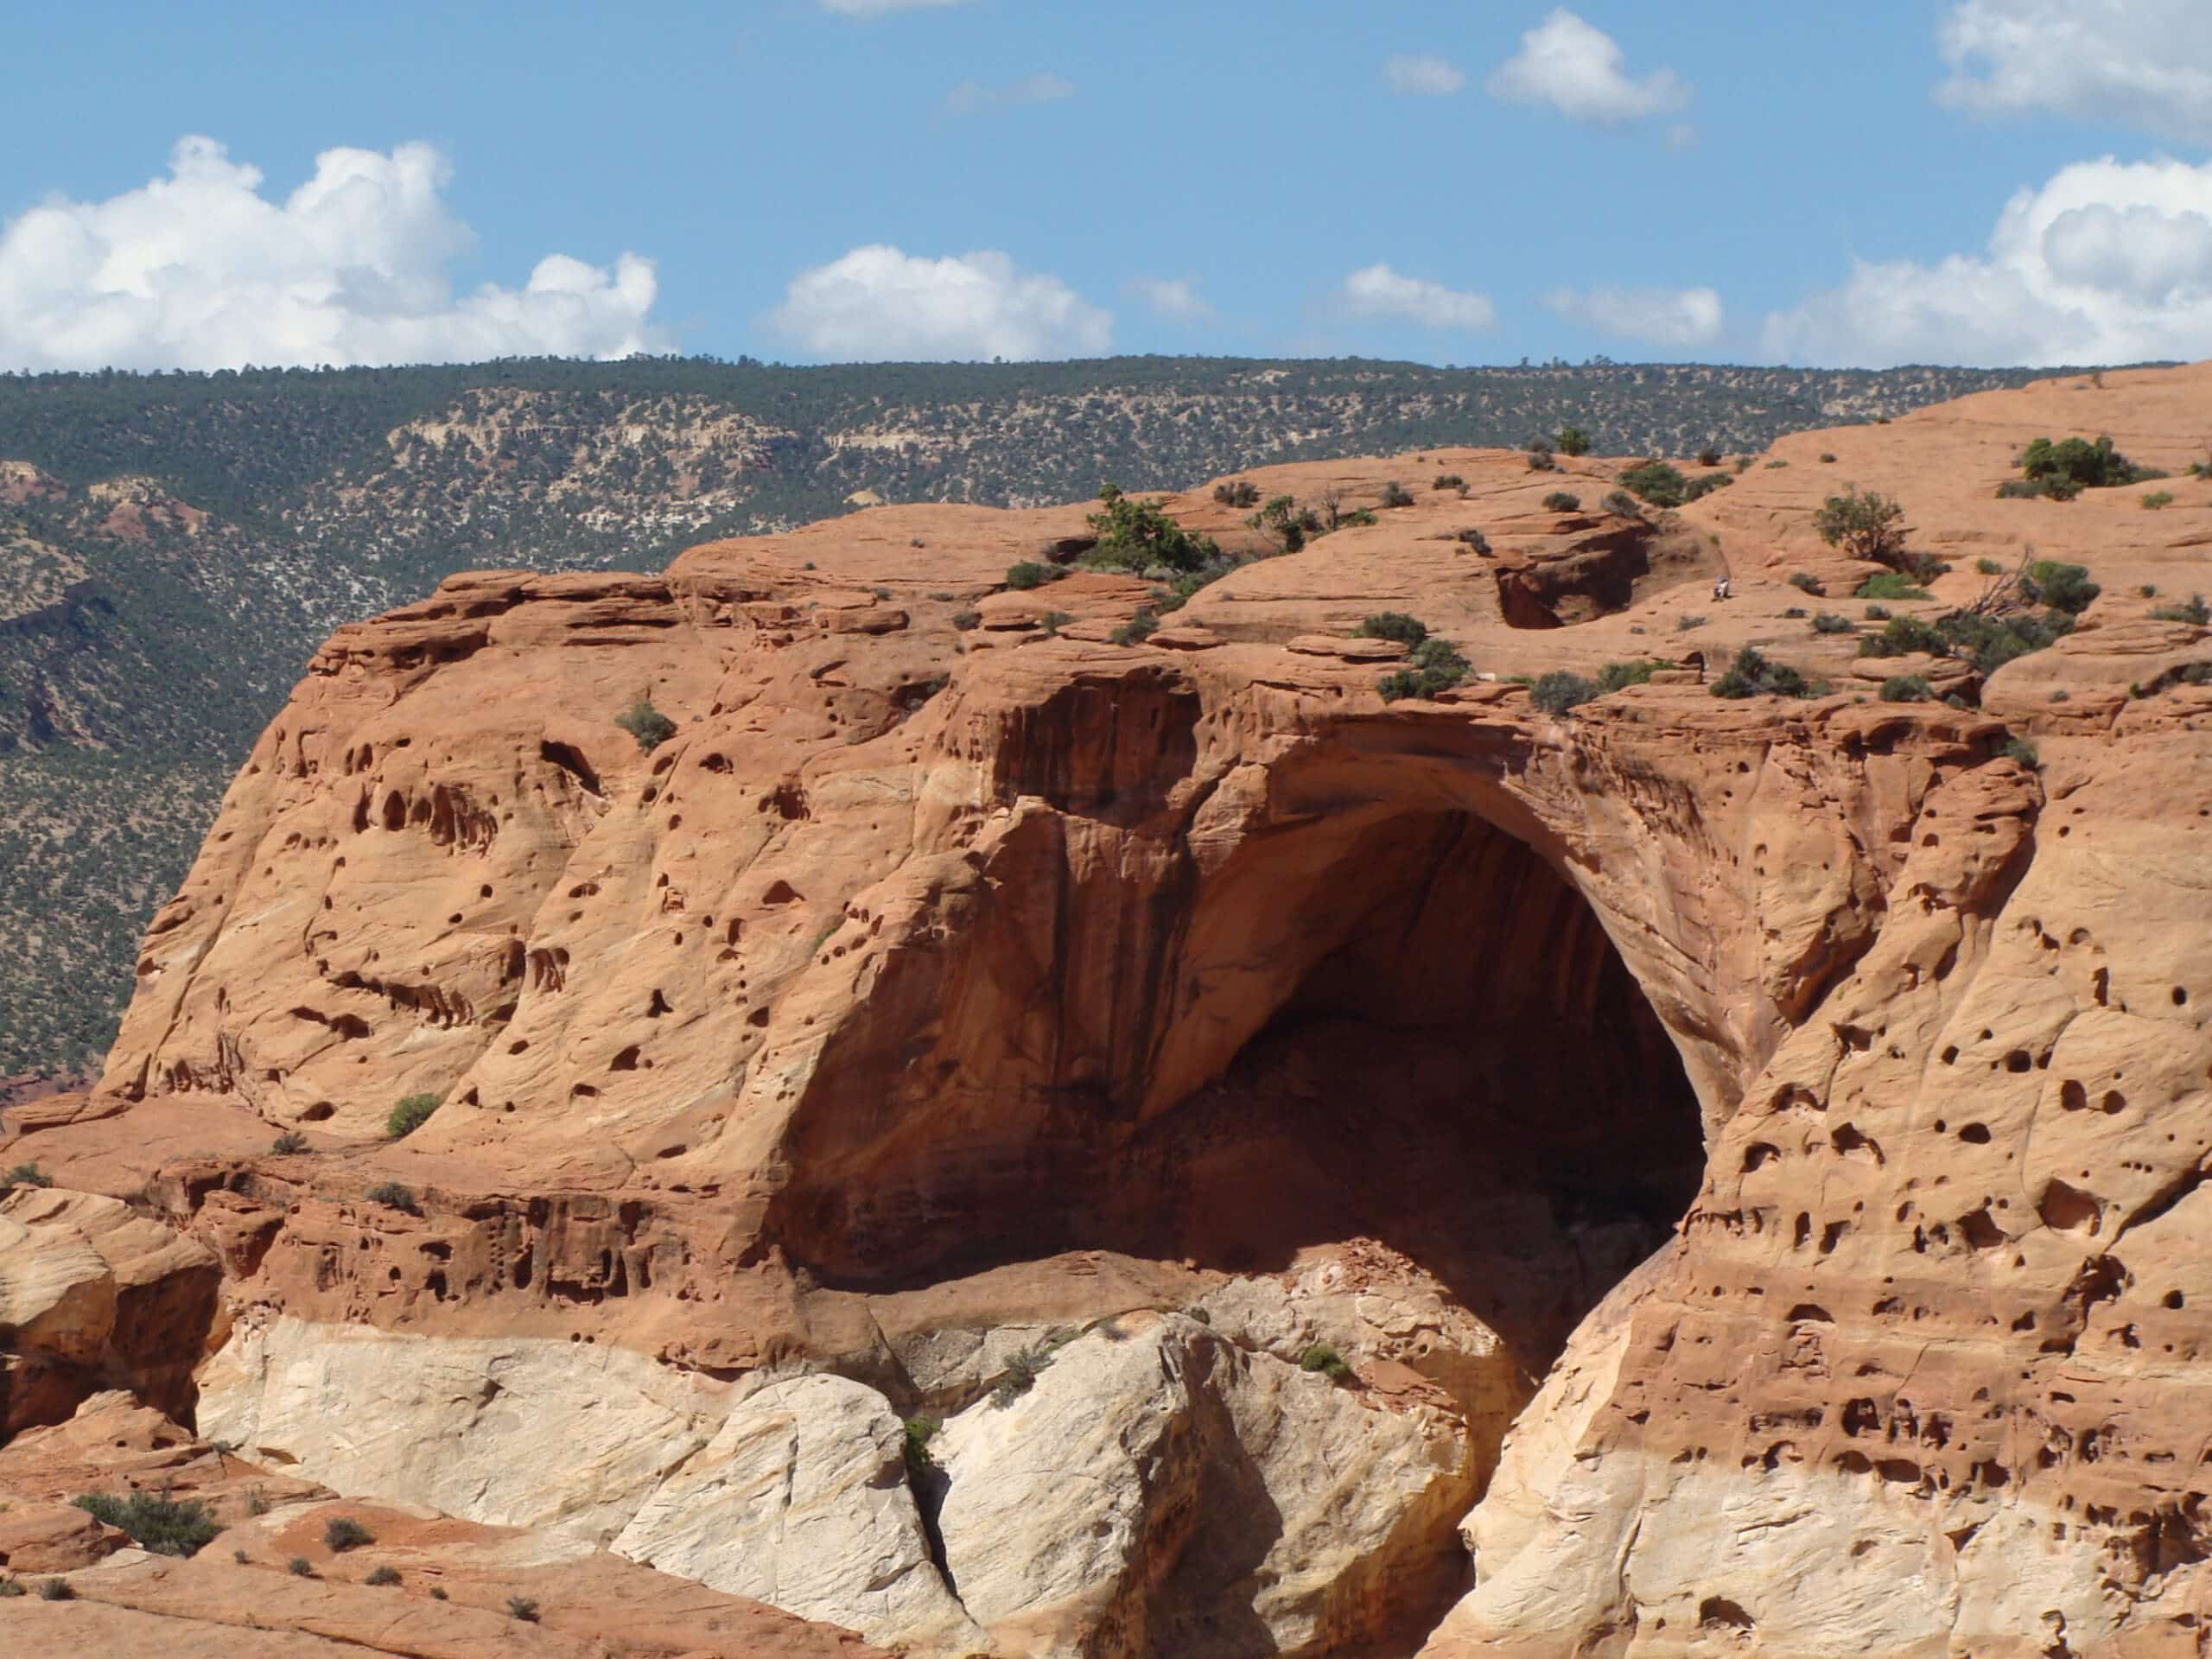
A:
[1542, 284, 1724, 347]
[1936, 0, 2212, 145]
[818, 0, 969, 15]
[1382, 54, 1466, 96]
[1763, 154, 2212, 367]
[1343, 264, 1496, 332]
[1485, 9, 1689, 124]
[0, 137, 659, 372]
[944, 72, 1075, 115]
[1128, 276, 1214, 323]
[768, 245, 1112, 360]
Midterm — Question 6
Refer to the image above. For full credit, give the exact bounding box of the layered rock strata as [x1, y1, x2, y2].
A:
[4, 363, 2212, 1655]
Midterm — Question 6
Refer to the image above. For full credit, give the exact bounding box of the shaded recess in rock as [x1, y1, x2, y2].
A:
[777, 804, 1703, 1376]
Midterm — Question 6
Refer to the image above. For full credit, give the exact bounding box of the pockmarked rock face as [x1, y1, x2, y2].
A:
[5, 362, 2212, 1656]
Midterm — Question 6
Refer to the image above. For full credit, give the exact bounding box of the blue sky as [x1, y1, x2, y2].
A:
[3, 0, 2209, 370]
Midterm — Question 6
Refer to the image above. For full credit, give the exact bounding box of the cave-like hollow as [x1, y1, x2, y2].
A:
[787, 802, 1708, 1384]
[1090, 805, 1707, 1371]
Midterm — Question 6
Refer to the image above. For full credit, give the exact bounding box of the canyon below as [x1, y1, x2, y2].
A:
[4, 360, 2212, 1657]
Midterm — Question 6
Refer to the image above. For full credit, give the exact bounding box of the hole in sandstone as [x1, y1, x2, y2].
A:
[767, 807, 1710, 1652]
[775, 805, 1706, 1400]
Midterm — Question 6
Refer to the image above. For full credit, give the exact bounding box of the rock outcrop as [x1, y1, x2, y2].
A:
[6, 362, 2212, 1655]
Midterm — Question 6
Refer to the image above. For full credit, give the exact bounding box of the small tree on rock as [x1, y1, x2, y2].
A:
[1813, 487, 1910, 569]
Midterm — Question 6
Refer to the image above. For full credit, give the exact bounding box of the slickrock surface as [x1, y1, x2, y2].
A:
[5, 362, 2212, 1655]
[0, 1390, 887, 1655]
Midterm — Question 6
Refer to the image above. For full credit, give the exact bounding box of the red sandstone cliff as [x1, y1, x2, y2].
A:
[5, 363, 2212, 1656]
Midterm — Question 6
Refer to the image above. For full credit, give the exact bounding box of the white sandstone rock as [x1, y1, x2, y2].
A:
[613, 1372, 982, 1652]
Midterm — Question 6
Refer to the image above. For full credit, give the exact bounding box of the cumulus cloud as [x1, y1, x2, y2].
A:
[1763, 154, 2212, 366]
[1382, 54, 1466, 96]
[1541, 284, 1724, 347]
[944, 72, 1075, 115]
[1128, 276, 1214, 323]
[818, 0, 969, 15]
[1343, 264, 1496, 332]
[0, 137, 660, 372]
[768, 245, 1112, 360]
[1486, 9, 1689, 124]
[1936, 0, 2212, 145]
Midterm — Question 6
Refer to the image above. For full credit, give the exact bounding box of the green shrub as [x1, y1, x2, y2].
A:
[1433, 474, 1465, 490]
[1594, 659, 1673, 693]
[73, 1491, 222, 1557]
[1681, 473, 1733, 502]
[1734, 455, 1754, 474]
[1995, 477, 2053, 499]
[2024, 560, 2099, 615]
[431, 1587, 448, 1600]
[1379, 480, 1416, 508]
[325, 1516, 374, 1552]
[1765, 459, 1789, 469]
[387, 1094, 441, 1139]
[1864, 604, 1891, 620]
[1618, 461, 1688, 508]
[1378, 638, 1471, 702]
[1085, 485, 1220, 574]
[270, 1131, 309, 1154]
[902, 1416, 941, 1482]
[366, 1565, 402, 1586]
[1975, 557, 2006, 575]
[1249, 495, 1324, 552]
[1455, 527, 1492, 552]
[39, 1578, 73, 1600]
[2142, 491, 2175, 510]
[2004, 737, 2041, 769]
[1, 1162, 54, 1197]
[993, 1346, 1058, 1408]
[0, 1577, 21, 1598]
[1711, 647, 1815, 700]
[2021, 434, 2152, 492]
[1004, 562, 1062, 590]
[1541, 491, 1581, 512]
[508, 1597, 541, 1623]
[1788, 572, 1824, 594]
[1781, 607, 1807, 620]
[1529, 671, 1596, 715]
[1859, 616, 1948, 658]
[1299, 1343, 1352, 1381]
[1856, 573, 1929, 601]
[614, 698, 677, 753]
[1819, 451, 1838, 463]
[1880, 675, 1935, 702]
[1811, 613, 1855, 635]
[1357, 613, 1429, 646]
[1109, 607, 1160, 646]
[365, 1182, 421, 1216]
[1940, 607, 2075, 674]
[2151, 594, 2210, 626]
[1815, 488, 1910, 566]
[1694, 444, 1723, 468]
[1039, 610, 1072, 635]
[1600, 489, 1640, 518]
[1524, 440, 1556, 472]
[1212, 480, 1262, 507]
[951, 610, 982, 632]
[1555, 427, 1592, 456]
